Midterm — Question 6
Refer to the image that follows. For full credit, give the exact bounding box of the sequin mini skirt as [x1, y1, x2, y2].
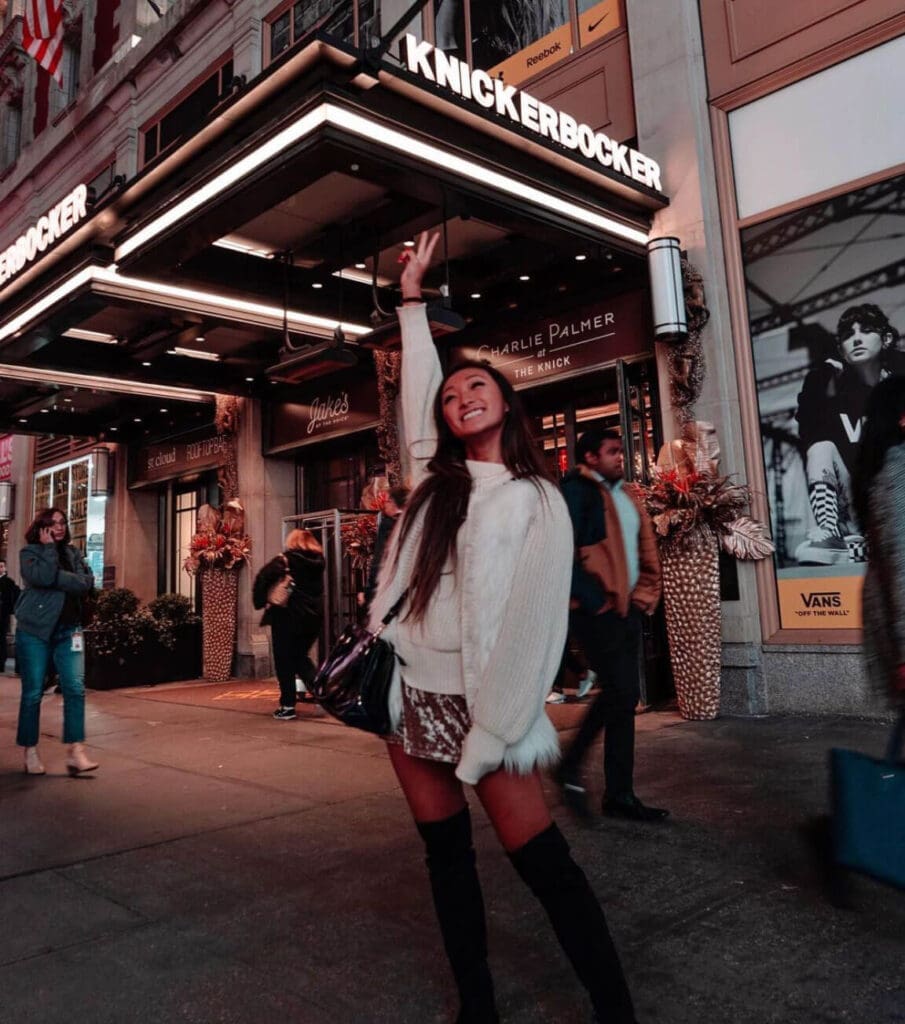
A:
[385, 681, 471, 763]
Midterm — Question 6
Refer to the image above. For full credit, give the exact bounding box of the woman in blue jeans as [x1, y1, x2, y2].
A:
[16, 507, 97, 776]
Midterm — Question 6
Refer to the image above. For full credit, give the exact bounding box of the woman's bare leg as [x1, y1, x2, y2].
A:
[474, 766, 553, 851]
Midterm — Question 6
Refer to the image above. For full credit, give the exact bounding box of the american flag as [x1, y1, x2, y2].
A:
[22, 0, 65, 86]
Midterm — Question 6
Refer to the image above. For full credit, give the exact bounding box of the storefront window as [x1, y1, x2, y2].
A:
[742, 170, 905, 630]
[33, 454, 108, 578]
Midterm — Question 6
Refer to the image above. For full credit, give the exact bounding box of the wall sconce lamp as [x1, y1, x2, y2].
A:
[0, 482, 15, 521]
[91, 447, 112, 499]
[647, 237, 688, 342]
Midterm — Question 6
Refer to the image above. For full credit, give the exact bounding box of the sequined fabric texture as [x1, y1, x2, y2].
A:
[385, 682, 471, 763]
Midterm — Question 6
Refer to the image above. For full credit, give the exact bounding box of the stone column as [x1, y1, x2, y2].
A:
[626, 0, 765, 712]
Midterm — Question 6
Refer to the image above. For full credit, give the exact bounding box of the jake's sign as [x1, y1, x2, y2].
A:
[267, 376, 380, 453]
[404, 35, 662, 193]
[451, 291, 651, 387]
[0, 184, 89, 286]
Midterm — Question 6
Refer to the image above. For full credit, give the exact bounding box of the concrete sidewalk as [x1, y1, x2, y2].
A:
[1, 676, 903, 1024]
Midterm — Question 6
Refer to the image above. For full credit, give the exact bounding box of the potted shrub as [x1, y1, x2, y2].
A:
[85, 588, 157, 689]
[147, 593, 202, 682]
[85, 589, 202, 689]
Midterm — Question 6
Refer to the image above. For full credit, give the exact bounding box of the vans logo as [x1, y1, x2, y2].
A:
[800, 591, 842, 608]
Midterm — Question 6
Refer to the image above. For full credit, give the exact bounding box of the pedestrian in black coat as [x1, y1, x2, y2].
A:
[252, 529, 325, 721]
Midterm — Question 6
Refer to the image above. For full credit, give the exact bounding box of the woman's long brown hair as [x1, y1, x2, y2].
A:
[395, 359, 552, 622]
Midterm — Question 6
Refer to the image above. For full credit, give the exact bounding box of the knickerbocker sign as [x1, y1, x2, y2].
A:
[0, 185, 89, 287]
[403, 35, 662, 193]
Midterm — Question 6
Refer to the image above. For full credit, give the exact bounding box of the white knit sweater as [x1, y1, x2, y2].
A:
[369, 304, 573, 785]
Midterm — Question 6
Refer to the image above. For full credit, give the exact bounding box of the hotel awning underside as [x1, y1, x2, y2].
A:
[0, 35, 667, 443]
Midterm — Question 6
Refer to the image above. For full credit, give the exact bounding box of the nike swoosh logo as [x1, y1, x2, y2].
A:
[588, 13, 610, 32]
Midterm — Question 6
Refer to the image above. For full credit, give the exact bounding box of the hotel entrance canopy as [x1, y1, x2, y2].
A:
[0, 30, 667, 442]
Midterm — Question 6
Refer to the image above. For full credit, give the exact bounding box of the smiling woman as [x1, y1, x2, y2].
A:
[360, 232, 639, 1023]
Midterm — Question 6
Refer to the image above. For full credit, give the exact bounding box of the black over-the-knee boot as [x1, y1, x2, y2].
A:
[416, 808, 499, 1024]
[508, 823, 637, 1024]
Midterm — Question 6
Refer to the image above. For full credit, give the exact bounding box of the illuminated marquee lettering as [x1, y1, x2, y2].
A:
[0, 184, 89, 286]
[403, 36, 662, 192]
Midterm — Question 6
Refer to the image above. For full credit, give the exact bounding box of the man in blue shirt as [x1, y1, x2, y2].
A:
[557, 428, 668, 822]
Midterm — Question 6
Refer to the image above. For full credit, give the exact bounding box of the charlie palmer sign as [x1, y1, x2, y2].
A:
[452, 291, 651, 387]
[0, 184, 89, 286]
[404, 36, 662, 193]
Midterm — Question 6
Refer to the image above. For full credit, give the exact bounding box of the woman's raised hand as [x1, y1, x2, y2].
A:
[39, 526, 53, 545]
[399, 231, 440, 301]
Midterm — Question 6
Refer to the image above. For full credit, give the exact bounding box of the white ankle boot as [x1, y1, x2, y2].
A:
[66, 742, 98, 776]
[24, 747, 46, 775]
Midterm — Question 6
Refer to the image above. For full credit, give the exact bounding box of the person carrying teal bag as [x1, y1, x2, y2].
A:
[834, 375, 905, 891]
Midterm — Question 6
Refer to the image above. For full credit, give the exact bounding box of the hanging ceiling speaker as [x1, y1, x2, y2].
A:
[358, 303, 466, 351]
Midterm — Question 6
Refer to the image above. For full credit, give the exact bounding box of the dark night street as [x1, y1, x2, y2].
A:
[1, 678, 903, 1024]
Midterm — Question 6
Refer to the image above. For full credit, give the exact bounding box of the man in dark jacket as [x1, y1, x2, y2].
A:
[556, 428, 668, 822]
[0, 559, 20, 671]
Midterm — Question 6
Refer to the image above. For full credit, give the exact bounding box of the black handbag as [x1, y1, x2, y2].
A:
[309, 591, 407, 735]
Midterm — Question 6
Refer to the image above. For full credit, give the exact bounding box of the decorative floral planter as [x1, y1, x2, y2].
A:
[200, 567, 239, 681]
[659, 526, 722, 720]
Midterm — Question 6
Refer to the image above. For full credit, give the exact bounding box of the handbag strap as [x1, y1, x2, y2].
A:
[885, 708, 905, 763]
[374, 589, 408, 636]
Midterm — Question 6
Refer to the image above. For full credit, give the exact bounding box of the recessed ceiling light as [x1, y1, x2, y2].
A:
[195, 335, 205, 342]
[519, 275, 530, 282]
[18, 418, 27, 423]
[134, 417, 142, 423]
[142, 361, 152, 367]
[354, 262, 366, 270]
[575, 254, 587, 261]
[311, 282, 323, 289]
[40, 408, 49, 413]
[470, 292, 481, 299]
[159, 408, 168, 413]
[63, 397, 72, 403]
[245, 376, 254, 382]
[110, 427, 118, 432]
[403, 240, 415, 248]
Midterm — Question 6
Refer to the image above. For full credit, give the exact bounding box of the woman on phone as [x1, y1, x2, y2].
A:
[370, 234, 636, 1023]
[15, 507, 97, 776]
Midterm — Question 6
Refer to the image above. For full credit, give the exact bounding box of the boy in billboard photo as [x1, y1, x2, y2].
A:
[794, 303, 904, 565]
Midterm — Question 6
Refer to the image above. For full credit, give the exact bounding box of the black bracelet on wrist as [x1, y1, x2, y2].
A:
[401, 296, 423, 305]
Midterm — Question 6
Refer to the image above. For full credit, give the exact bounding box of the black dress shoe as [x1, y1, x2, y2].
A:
[553, 767, 593, 821]
[602, 795, 669, 821]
